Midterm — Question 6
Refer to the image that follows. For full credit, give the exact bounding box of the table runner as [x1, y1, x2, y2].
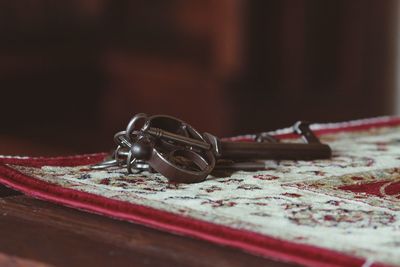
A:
[1, 117, 400, 267]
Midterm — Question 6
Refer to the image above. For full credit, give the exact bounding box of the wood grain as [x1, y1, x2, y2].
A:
[0, 185, 20, 198]
[0, 251, 52, 267]
[0, 195, 298, 267]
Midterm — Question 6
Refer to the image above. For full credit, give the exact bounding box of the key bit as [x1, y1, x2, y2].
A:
[255, 133, 279, 143]
[293, 121, 320, 144]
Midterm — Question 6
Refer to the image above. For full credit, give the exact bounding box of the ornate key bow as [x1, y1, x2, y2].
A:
[92, 113, 332, 183]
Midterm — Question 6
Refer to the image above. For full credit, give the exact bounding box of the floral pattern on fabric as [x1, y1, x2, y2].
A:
[6, 123, 400, 266]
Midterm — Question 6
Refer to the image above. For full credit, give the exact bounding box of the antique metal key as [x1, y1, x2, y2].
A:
[92, 113, 331, 183]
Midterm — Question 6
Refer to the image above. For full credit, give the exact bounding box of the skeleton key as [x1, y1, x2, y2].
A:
[108, 114, 332, 183]
[203, 124, 330, 161]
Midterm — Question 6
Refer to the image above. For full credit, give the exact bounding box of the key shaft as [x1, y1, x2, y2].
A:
[219, 141, 331, 160]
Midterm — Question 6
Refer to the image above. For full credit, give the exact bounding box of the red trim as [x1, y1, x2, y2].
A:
[0, 165, 389, 267]
[1, 117, 398, 266]
[0, 153, 107, 167]
[232, 117, 400, 142]
[280, 117, 400, 139]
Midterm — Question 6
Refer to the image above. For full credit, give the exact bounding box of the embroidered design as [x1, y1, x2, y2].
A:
[4, 123, 400, 266]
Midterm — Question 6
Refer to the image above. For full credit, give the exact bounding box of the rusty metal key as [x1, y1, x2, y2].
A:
[203, 121, 331, 161]
[93, 114, 332, 183]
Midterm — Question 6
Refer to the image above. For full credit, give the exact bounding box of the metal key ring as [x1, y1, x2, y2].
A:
[91, 158, 120, 169]
[125, 113, 148, 142]
[94, 114, 216, 180]
[149, 148, 215, 183]
[114, 131, 132, 148]
[141, 115, 216, 183]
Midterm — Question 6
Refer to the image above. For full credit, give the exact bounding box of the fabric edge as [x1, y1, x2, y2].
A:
[0, 164, 390, 267]
[1, 116, 399, 266]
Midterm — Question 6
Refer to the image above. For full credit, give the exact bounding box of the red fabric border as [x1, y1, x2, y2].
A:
[0, 165, 386, 267]
[0, 153, 107, 167]
[1, 117, 398, 267]
[232, 117, 400, 142]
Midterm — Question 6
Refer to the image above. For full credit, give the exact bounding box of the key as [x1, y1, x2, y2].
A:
[203, 124, 330, 161]
[93, 114, 332, 183]
[94, 114, 332, 182]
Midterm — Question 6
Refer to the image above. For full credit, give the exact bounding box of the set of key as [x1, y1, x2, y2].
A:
[92, 113, 331, 183]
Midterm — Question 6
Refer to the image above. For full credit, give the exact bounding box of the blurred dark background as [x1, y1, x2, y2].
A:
[1, 0, 398, 156]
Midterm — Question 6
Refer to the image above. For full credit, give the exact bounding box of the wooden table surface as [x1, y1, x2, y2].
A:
[0, 184, 298, 267]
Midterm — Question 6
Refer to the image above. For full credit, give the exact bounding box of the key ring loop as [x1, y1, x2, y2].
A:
[91, 158, 119, 169]
[148, 148, 215, 183]
[114, 131, 132, 148]
[125, 113, 148, 142]
[141, 114, 215, 183]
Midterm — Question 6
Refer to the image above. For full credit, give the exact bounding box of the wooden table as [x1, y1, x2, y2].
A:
[0, 184, 297, 267]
